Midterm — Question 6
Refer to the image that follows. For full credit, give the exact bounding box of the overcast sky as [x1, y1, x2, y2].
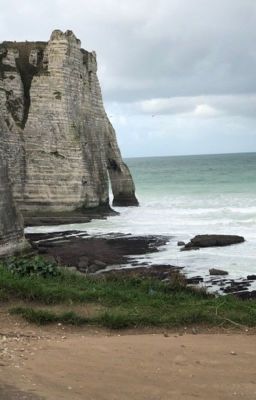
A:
[1, 0, 256, 157]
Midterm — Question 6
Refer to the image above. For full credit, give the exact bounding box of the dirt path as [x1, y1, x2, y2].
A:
[1, 324, 256, 400]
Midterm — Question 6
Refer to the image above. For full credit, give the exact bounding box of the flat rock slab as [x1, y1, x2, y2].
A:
[26, 232, 170, 270]
[182, 234, 245, 250]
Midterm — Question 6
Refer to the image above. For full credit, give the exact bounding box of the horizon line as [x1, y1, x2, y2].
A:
[124, 150, 256, 160]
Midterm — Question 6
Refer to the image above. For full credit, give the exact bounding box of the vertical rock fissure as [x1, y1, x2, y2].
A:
[1, 42, 47, 128]
[14, 43, 46, 128]
[16, 59, 36, 129]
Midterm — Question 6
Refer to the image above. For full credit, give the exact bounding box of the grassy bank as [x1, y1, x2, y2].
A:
[1, 259, 256, 329]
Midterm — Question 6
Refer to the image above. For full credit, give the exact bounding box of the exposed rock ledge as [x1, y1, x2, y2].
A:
[0, 29, 138, 216]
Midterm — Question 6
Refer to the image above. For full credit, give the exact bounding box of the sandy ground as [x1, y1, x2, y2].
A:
[1, 310, 256, 400]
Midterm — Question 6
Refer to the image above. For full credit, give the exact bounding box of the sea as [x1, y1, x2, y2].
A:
[26, 152, 256, 286]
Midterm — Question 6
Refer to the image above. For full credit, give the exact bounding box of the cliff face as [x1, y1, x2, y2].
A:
[0, 30, 138, 213]
[0, 150, 28, 256]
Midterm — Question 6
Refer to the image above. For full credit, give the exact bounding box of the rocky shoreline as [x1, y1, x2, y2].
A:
[26, 231, 172, 273]
[24, 230, 256, 300]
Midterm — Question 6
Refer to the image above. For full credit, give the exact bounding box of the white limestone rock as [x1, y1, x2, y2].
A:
[0, 30, 138, 215]
[0, 150, 28, 256]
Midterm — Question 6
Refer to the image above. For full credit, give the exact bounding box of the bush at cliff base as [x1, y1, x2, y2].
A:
[4, 256, 59, 278]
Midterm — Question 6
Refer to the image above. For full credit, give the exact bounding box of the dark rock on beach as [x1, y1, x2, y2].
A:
[223, 280, 251, 294]
[247, 275, 256, 281]
[181, 234, 245, 251]
[186, 276, 204, 284]
[233, 290, 256, 300]
[25, 231, 186, 281]
[209, 268, 229, 276]
[26, 231, 170, 273]
[180, 246, 200, 252]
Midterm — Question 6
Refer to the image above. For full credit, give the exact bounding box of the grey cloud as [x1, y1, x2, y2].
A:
[1, 0, 256, 103]
[137, 95, 256, 118]
[1, 0, 256, 124]
[107, 94, 256, 120]
[96, 0, 256, 102]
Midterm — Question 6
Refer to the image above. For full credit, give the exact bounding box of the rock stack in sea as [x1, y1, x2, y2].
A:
[0, 29, 138, 215]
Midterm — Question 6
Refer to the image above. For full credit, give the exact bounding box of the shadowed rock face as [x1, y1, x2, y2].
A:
[0, 151, 28, 256]
[0, 30, 138, 214]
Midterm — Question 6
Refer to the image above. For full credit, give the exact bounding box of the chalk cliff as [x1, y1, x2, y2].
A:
[0, 151, 28, 256]
[0, 29, 138, 214]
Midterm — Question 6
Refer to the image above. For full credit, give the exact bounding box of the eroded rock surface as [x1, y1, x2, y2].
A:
[0, 151, 28, 256]
[0, 30, 138, 215]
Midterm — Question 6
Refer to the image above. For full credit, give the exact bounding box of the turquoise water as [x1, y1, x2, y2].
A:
[128, 153, 256, 198]
[27, 152, 256, 282]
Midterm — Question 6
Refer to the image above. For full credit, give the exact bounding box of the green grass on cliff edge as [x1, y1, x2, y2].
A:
[1, 260, 256, 329]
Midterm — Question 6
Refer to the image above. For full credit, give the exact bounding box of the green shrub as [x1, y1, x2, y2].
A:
[4, 256, 60, 278]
